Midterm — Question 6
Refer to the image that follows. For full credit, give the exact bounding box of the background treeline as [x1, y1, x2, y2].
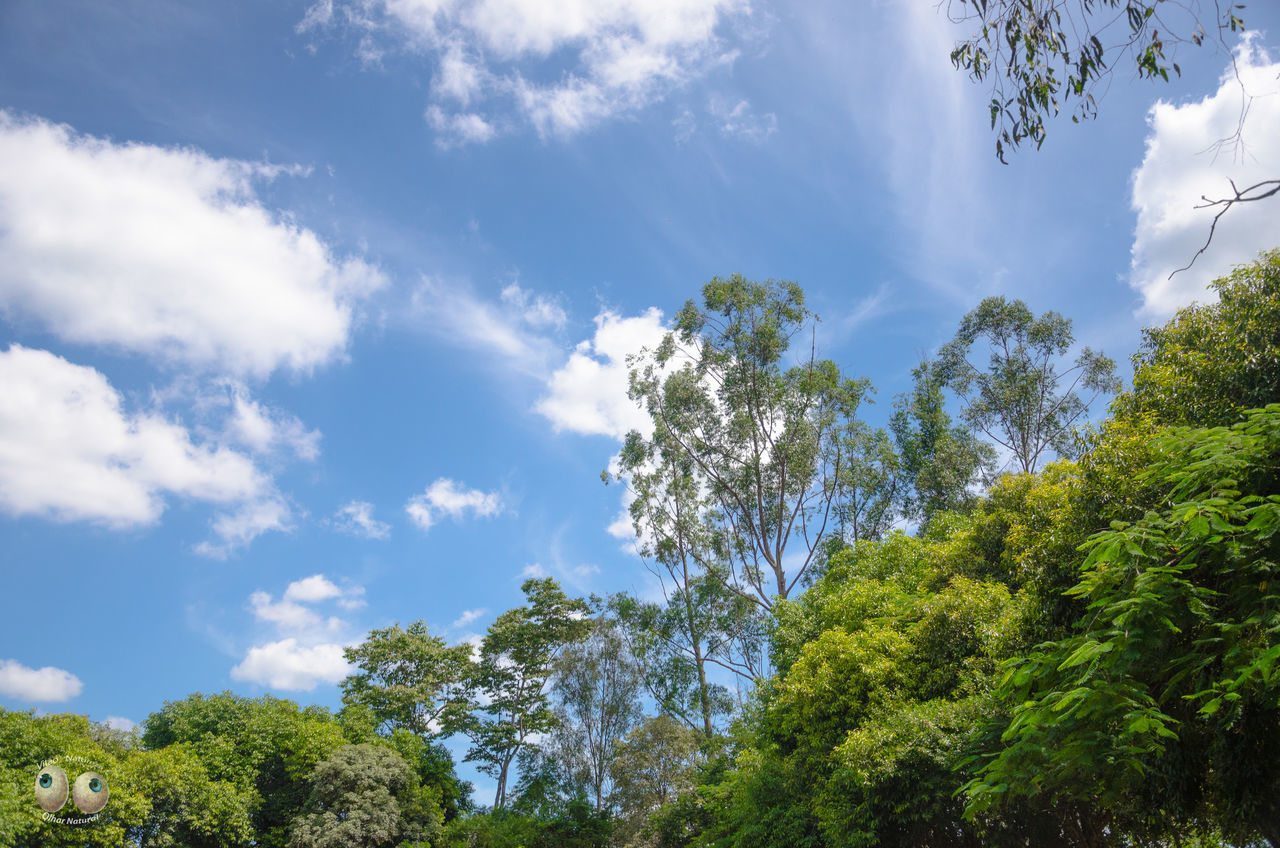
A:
[2, 250, 1277, 847]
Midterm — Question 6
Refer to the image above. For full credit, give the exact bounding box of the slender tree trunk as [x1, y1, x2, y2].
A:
[494, 754, 513, 809]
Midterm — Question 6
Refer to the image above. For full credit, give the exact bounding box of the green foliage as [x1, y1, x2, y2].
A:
[0, 710, 149, 848]
[966, 406, 1280, 846]
[140, 692, 347, 848]
[1118, 249, 1280, 428]
[938, 295, 1120, 474]
[342, 620, 476, 740]
[705, 533, 1027, 848]
[551, 618, 644, 810]
[288, 743, 443, 848]
[465, 578, 592, 809]
[890, 360, 995, 527]
[123, 743, 256, 847]
[609, 715, 704, 848]
[624, 274, 873, 609]
[948, 0, 1243, 161]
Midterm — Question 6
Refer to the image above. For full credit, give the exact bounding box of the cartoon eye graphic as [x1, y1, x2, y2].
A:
[35, 765, 69, 812]
[72, 771, 109, 814]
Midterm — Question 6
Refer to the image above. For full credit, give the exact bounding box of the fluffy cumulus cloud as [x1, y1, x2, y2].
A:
[231, 640, 351, 691]
[405, 477, 504, 531]
[299, 0, 749, 144]
[535, 307, 667, 439]
[231, 574, 364, 691]
[0, 112, 385, 377]
[0, 659, 83, 702]
[0, 346, 275, 533]
[104, 716, 138, 732]
[331, 500, 392, 539]
[1129, 37, 1280, 317]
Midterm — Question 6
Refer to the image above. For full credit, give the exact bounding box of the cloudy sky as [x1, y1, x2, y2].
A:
[1, 0, 1278, 796]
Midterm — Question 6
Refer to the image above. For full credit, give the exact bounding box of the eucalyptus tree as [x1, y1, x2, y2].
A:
[889, 359, 995, 526]
[622, 275, 872, 612]
[550, 618, 644, 812]
[464, 578, 592, 810]
[608, 432, 764, 733]
[937, 296, 1120, 474]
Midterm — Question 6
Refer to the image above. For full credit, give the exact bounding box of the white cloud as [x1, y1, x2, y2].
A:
[1129, 37, 1280, 318]
[230, 639, 351, 691]
[500, 283, 567, 329]
[194, 497, 292, 559]
[331, 500, 391, 539]
[232, 575, 365, 690]
[709, 96, 776, 142]
[0, 659, 82, 702]
[410, 277, 562, 377]
[285, 574, 346, 603]
[0, 346, 271, 532]
[535, 307, 667, 439]
[0, 112, 385, 377]
[303, 0, 749, 143]
[426, 106, 498, 147]
[452, 608, 486, 628]
[249, 589, 323, 632]
[224, 384, 321, 461]
[406, 477, 504, 531]
[103, 716, 138, 732]
[520, 563, 548, 578]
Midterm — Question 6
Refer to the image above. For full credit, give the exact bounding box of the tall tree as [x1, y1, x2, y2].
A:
[609, 430, 765, 730]
[623, 275, 871, 612]
[890, 359, 995, 526]
[551, 618, 644, 811]
[464, 578, 592, 810]
[937, 296, 1120, 474]
[340, 621, 475, 740]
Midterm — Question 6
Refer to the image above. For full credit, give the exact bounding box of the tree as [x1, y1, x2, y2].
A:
[890, 359, 995, 527]
[288, 744, 442, 848]
[141, 692, 346, 848]
[1117, 248, 1280, 428]
[465, 578, 592, 809]
[341, 621, 475, 740]
[832, 420, 903, 544]
[937, 296, 1120, 474]
[622, 275, 872, 612]
[551, 617, 644, 811]
[123, 744, 255, 848]
[608, 715, 704, 848]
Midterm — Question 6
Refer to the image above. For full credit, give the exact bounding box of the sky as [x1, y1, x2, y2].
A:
[1, 0, 1278, 802]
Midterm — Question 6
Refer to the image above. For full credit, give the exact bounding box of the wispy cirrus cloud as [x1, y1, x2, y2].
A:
[330, 500, 392, 539]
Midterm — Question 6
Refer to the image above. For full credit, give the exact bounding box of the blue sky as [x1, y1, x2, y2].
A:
[2, 0, 1278, 801]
